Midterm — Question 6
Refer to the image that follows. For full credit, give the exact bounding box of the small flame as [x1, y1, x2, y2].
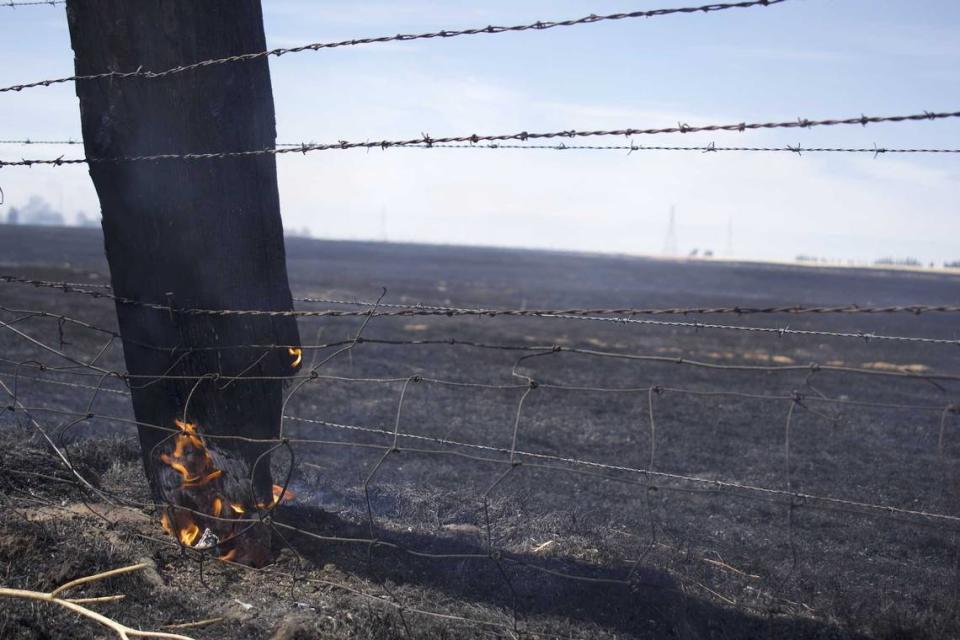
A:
[256, 484, 295, 509]
[174, 418, 204, 448]
[273, 484, 295, 505]
[160, 420, 224, 488]
[179, 522, 200, 546]
[159, 419, 231, 548]
[273, 484, 297, 502]
[163, 460, 193, 481]
[288, 347, 302, 368]
[160, 512, 173, 535]
[157, 417, 278, 565]
[183, 468, 223, 488]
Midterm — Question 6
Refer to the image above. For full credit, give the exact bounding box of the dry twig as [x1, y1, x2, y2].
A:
[0, 562, 195, 639]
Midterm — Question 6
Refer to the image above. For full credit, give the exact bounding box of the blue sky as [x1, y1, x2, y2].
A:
[1, 0, 958, 263]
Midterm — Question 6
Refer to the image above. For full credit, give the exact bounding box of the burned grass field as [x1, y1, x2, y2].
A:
[1, 225, 959, 639]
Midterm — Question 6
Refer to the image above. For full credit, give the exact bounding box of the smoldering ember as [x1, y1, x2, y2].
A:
[1, 1, 960, 639]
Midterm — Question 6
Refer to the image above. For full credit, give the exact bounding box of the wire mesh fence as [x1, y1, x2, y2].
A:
[2, 257, 959, 637]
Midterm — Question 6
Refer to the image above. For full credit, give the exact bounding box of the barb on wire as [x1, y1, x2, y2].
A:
[5, 299, 960, 384]
[0, 139, 81, 145]
[289, 298, 960, 318]
[0, 0, 785, 93]
[5, 139, 960, 155]
[374, 142, 960, 155]
[1, 0, 64, 6]
[2, 109, 959, 168]
[2, 275, 958, 347]
[8, 274, 960, 317]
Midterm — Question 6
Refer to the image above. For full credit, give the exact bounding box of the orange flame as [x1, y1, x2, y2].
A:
[157, 417, 281, 564]
[161, 420, 222, 484]
[160, 511, 173, 535]
[273, 484, 297, 502]
[183, 468, 223, 488]
[256, 484, 295, 509]
[159, 419, 231, 546]
[175, 418, 204, 447]
[272, 484, 295, 505]
[162, 460, 193, 482]
[179, 522, 200, 546]
[288, 347, 302, 368]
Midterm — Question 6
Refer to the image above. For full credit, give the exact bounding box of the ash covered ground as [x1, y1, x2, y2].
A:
[1, 225, 959, 639]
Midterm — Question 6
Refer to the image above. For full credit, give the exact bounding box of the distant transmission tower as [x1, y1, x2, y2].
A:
[662, 206, 678, 257]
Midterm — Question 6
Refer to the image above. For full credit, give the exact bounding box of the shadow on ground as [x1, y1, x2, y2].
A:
[279, 505, 866, 639]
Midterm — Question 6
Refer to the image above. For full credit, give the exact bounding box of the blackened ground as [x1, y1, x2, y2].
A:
[1, 225, 958, 639]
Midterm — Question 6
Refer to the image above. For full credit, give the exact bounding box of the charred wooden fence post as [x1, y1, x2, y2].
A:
[66, 0, 301, 566]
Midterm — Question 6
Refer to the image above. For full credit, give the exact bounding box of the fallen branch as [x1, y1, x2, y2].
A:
[0, 562, 195, 640]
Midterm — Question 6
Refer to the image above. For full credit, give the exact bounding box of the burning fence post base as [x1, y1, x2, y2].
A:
[65, 0, 303, 571]
[0, 562, 197, 640]
[156, 418, 294, 567]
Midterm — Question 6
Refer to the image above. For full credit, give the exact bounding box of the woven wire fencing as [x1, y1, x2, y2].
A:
[2, 256, 959, 637]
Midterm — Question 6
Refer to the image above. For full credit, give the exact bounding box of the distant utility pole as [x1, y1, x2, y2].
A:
[662, 206, 678, 257]
[67, 0, 300, 566]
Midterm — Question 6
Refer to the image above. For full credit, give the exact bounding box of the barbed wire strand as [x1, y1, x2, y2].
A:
[394, 141, 960, 156]
[3, 138, 960, 156]
[0, 0, 786, 93]
[2, 110, 959, 168]
[3, 278, 959, 347]
[1, 0, 63, 7]
[6, 273, 960, 316]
